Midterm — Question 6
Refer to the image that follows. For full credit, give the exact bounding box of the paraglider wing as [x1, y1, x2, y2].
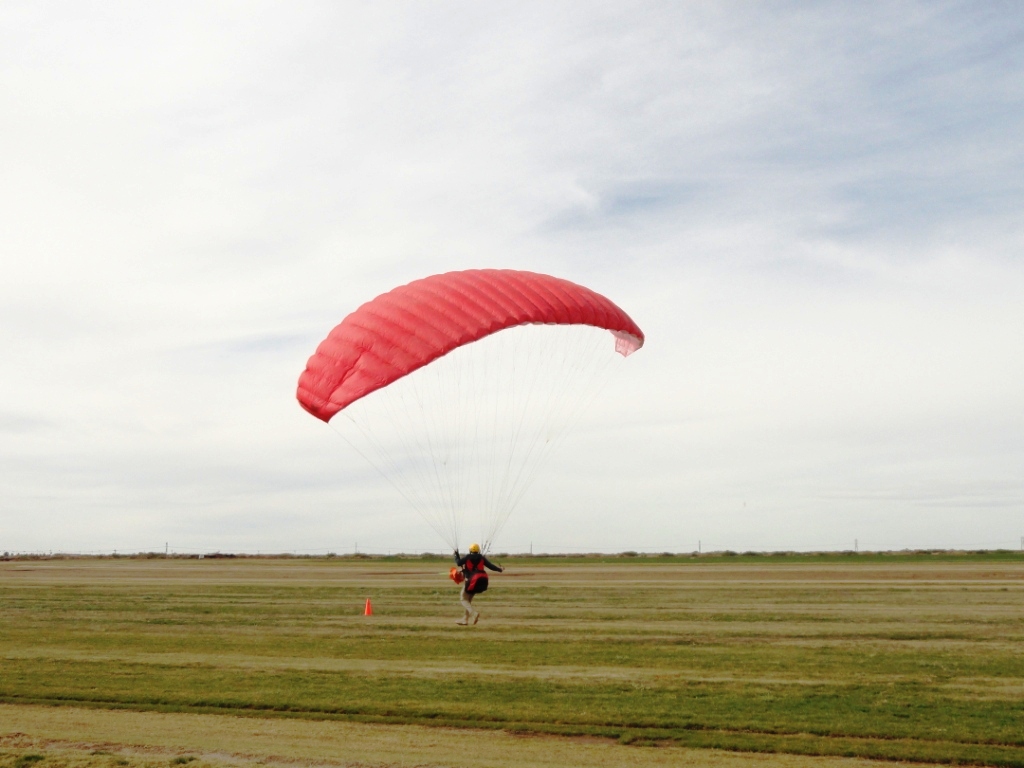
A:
[297, 269, 644, 422]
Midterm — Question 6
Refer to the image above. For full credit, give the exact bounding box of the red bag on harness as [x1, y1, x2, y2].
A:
[449, 567, 464, 584]
[466, 572, 489, 594]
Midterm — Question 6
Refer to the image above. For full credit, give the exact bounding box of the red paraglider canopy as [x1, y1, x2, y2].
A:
[297, 269, 645, 423]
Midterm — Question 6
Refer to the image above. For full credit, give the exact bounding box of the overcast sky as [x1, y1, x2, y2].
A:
[3, 2, 1023, 554]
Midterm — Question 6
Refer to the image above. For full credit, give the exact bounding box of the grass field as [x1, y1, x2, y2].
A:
[2, 553, 1023, 767]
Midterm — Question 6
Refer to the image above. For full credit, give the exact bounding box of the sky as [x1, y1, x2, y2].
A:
[2, 1, 1023, 555]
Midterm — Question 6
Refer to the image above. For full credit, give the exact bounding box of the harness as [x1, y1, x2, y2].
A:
[463, 554, 489, 593]
[449, 554, 486, 586]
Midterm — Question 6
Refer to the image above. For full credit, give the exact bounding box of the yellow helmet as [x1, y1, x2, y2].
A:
[469, 543, 481, 554]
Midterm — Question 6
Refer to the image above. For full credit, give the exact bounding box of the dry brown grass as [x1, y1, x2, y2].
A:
[1, 703, 915, 768]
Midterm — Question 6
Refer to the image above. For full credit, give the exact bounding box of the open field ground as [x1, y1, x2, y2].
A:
[0, 702, 914, 768]
[2, 554, 1023, 766]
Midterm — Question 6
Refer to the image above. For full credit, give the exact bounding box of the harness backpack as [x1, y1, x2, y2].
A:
[463, 555, 489, 594]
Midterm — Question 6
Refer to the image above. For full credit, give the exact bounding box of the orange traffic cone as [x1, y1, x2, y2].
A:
[364, 598, 373, 616]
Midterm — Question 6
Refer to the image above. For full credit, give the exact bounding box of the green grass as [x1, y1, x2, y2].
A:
[2, 555, 1024, 765]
